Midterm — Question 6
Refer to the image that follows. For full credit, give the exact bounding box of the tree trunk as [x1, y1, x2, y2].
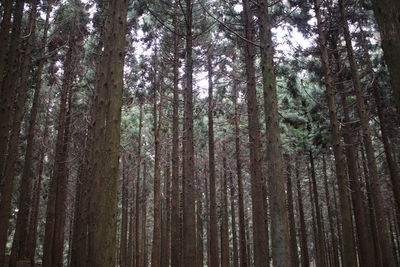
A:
[151, 56, 162, 267]
[371, 0, 400, 119]
[170, 6, 181, 266]
[0, 0, 13, 90]
[295, 155, 310, 267]
[339, 2, 396, 265]
[120, 158, 129, 267]
[322, 154, 340, 267]
[241, 1, 269, 265]
[285, 154, 299, 267]
[0, 0, 24, 185]
[10, 0, 43, 263]
[221, 142, 230, 267]
[141, 160, 149, 267]
[229, 172, 239, 267]
[87, 1, 128, 266]
[182, 0, 196, 265]
[313, 0, 358, 265]
[256, 1, 291, 265]
[232, 62, 248, 267]
[207, 55, 220, 267]
[309, 150, 327, 267]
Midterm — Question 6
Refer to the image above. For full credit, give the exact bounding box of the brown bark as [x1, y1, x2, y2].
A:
[285, 154, 299, 267]
[42, 37, 75, 267]
[120, 158, 129, 267]
[151, 56, 162, 267]
[295, 155, 309, 267]
[232, 64, 248, 267]
[229, 172, 239, 267]
[26, 89, 52, 265]
[321, 155, 339, 267]
[256, 1, 291, 265]
[358, 25, 400, 231]
[309, 150, 327, 267]
[196, 173, 204, 267]
[360, 144, 383, 266]
[221, 142, 230, 267]
[0, 0, 13, 91]
[182, 0, 196, 265]
[241, 0, 269, 265]
[87, 1, 128, 266]
[141, 160, 149, 267]
[207, 55, 220, 267]
[371, 0, 400, 119]
[339, 1, 395, 265]
[170, 6, 181, 266]
[10, 0, 41, 263]
[135, 102, 143, 267]
[313, 0, 358, 265]
[0, 0, 24, 185]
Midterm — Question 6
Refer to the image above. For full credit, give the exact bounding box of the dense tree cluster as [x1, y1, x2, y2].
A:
[0, 0, 399, 266]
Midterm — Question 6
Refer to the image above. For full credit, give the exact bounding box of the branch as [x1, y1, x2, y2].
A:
[199, 1, 261, 48]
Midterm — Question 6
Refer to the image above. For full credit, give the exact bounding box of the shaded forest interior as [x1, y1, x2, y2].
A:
[1, 0, 400, 266]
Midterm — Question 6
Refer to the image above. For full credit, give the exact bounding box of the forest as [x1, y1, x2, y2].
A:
[0, 0, 399, 266]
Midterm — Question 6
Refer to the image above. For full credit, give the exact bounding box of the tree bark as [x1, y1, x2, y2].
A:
[221, 142, 230, 267]
[313, 0, 358, 265]
[232, 62, 248, 267]
[371, 0, 400, 119]
[295, 155, 310, 267]
[0, 0, 24, 184]
[339, 1, 396, 265]
[87, 1, 128, 266]
[256, 1, 291, 265]
[207, 54, 220, 267]
[241, 1, 269, 265]
[285, 154, 299, 267]
[182, 0, 196, 265]
[229, 172, 239, 267]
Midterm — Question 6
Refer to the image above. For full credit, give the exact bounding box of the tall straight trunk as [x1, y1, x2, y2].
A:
[26, 90, 51, 265]
[322, 154, 339, 267]
[295, 155, 309, 267]
[135, 102, 143, 267]
[196, 174, 204, 267]
[120, 159, 129, 267]
[313, 0, 357, 265]
[151, 61, 164, 267]
[0, 0, 13, 91]
[285, 154, 299, 267]
[359, 25, 400, 229]
[307, 164, 319, 266]
[339, 89, 376, 266]
[221, 142, 230, 267]
[42, 41, 75, 267]
[162, 138, 171, 267]
[256, 1, 290, 265]
[182, 0, 196, 265]
[10, 0, 42, 263]
[241, 0, 269, 265]
[87, 1, 128, 266]
[53, 81, 74, 267]
[141, 160, 149, 267]
[0, 0, 24, 184]
[170, 7, 181, 267]
[360, 143, 383, 266]
[309, 150, 327, 267]
[205, 170, 211, 267]
[339, 2, 395, 265]
[232, 62, 248, 267]
[207, 55, 220, 267]
[0, 2, 35, 264]
[371, 0, 400, 119]
[229, 172, 239, 267]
